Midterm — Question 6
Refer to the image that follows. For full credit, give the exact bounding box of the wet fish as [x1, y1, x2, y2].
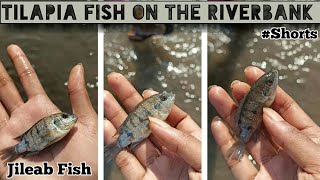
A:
[227, 69, 278, 161]
[0, 112, 77, 164]
[105, 91, 175, 163]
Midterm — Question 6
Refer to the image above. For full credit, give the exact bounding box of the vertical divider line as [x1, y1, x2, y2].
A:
[201, 24, 208, 180]
[98, 24, 104, 180]
[0, 1, 2, 24]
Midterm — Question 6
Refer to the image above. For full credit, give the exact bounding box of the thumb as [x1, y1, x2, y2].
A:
[149, 117, 201, 172]
[263, 108, 320, 173]
[68, 64, 96, 124]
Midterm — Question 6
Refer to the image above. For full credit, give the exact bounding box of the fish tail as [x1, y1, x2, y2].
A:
[104, 142, 122, 164]
[0, 146, 19, 165]
[226, 141, 245, 162]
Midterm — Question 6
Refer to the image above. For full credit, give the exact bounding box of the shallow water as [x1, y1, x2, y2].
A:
[0, 24, 98, 112]
[208, 24, 320, 179]
[104, 24, 201, 180]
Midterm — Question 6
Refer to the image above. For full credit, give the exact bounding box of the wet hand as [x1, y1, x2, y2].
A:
[104, 72, 201, 180]
[209, 66, 320, 180]
[0, 45, 97, 179]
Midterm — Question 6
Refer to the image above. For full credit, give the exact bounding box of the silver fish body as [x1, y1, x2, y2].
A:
[227, 69, 278, 161]
[105, 91, 175, 163]
[0, 112, 77, 164]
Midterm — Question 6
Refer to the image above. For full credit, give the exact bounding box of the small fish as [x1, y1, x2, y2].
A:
[0, 112, 77, 164]
[105, 91, 175, 163]
[227, 69, 278, 161]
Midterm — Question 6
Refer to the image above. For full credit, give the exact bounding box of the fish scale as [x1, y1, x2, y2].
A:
[227, 69, 278, 161]
[0, 112, 77, 164]
[105, 91, 175, 163]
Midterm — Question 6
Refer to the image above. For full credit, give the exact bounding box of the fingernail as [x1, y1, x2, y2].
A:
[149, 117, 170, 128]
[107, 72, 117, 78]
[142, 89, 157, 98]
[230, 80, 240, 89]
[104, 90, 108, 98]
[244, 66, 250, 73]
[142, 90, 147, 97]
[75, 64, 83, 76]
[212, 116, 222, 121]
[7, 44, 25, 59]
[263, 108, 282, 122]
[208, 85, 218, 91]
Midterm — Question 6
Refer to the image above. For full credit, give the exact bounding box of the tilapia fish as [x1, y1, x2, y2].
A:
[105, 91, 175, 163]
[0, 112, 77, 164]
[227, 69, 278, 161]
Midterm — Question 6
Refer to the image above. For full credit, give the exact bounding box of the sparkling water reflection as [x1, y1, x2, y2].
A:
[208, 24, 320, 180]
[104, 24, 201, 180]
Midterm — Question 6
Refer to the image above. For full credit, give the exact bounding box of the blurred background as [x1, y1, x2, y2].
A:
[208, 24, 320, 179]
[0, 24, 98, 112]
[104, 24, 201, 180]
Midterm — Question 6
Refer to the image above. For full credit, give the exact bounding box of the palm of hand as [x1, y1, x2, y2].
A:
[104, 72, 201, 180]
[210, 66, 320, 180]
[132, 129, 200, 180]
[0, 45, 98, 179]
[258, 126, 320, 180]
[0, 85, 97, 180]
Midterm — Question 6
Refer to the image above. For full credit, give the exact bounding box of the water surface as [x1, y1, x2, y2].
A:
[104, 24, 201, 180]
[208, 24, 320, 179]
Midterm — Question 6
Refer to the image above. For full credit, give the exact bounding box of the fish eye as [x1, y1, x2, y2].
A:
[160, 95, 167, 101]
[247, 126, 253, 131]
[62, 114, 68, 119]
[54, 119, 60, 125]
[154, 103, 160, 109]
[267, 79, 273, 86]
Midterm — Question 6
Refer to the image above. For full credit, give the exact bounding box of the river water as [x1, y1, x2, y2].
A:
[104, 24, 201, 180]
[0, 24, 98, 113]
[208, 24, 320, 179]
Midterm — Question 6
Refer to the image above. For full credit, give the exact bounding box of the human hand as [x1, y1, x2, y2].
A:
[209, 66, 320, 180]
[104, 72, 201, 180]
[0, 45, 98, 179]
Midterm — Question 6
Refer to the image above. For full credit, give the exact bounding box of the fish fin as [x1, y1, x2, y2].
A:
[0, 146, 19, 165]
[112, 124, 125, 138]
[14, 134, 24, 141]
[112, 131, 120, 138]
[128, 141, 142, 150]
[23, 151, 39, 157]
[252, 130, 260, 143]
[226, 141, 245, 162]
[234, 93, 247, 127]
[104, 142, 122, 164]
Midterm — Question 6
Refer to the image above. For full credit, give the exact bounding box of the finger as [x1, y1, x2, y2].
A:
[104, 120, 146, 179]
[107, 72, 142, 112]
[229, 80, 280, 163]
[7, 44, 46, 99]
[208, 85, 237, 129]
[188, 167, 201, 180]
[244, 66, 317, 130]
[263, 108, 320, 173]
[149, 117, 201, 172]
[142, 90, 201, 135]
[230, 80, 250, 103]
[68, 64, 96, 125]
[0, 102, 9, 129]
[104, 90, 128, 128]
[0, 61, 23, 113]
[104, 88, 161, 167]
[211, 117, 258, 179]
